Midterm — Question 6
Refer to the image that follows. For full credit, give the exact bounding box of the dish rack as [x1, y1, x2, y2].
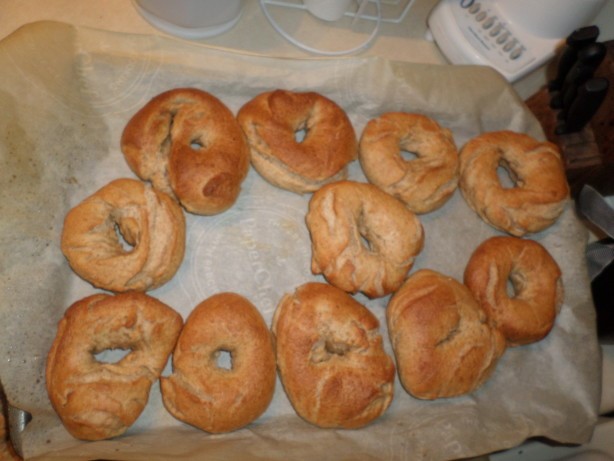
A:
[261, 0, 416, 24]
[259, 0, 417, 55]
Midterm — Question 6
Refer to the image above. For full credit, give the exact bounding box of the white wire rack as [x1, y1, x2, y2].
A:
[259, 0, 417, 55]
[261, 0, 417, 24]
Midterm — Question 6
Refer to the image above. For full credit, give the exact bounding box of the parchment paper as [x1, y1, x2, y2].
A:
[0, 21, 601, 461]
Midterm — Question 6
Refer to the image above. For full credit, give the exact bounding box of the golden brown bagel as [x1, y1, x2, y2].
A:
[359, 112, 459, 214]
[459, 131, 569, 236]
[387, 269, 506, 399]
[46, 292, 183, 441]
[305, 180, 424, 298]
[237, 90, 357, 193]
[272, 282, 395, 429]
[161, 293, 276, 433]
[60, 178, 185, 293]
[121, 88, 250, 215]
[464, 236, 564, 346]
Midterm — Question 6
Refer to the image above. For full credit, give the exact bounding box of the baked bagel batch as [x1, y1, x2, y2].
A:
[48, 86, 570, 440]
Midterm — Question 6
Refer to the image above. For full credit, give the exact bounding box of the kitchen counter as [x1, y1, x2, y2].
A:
[2, 0, 612, 98]
[1, 0, 613, 458]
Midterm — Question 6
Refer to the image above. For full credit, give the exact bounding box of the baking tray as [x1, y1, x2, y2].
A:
[0, 20, 601, 461]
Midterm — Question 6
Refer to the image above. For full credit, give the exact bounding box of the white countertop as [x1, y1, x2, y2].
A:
[2, 0, 613, 426]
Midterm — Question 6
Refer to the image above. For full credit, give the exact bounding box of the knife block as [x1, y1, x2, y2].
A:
[525, 40, 613, 198]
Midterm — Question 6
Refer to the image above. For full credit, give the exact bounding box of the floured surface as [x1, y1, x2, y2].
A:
[0, 21, 600, 461]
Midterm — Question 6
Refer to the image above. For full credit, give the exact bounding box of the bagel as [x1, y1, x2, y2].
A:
[121, 88, 250, 215]
[459, 130, 569, 236]
[387, 269, 506, 399]
[272, 282, 395, 429]
[161, 293, 276, 433]
[237, 89, 357, 193]
[305, 180, 424, 298]
[45, 292, 183, 440]
[359, 112, 458, 214]
[60, 178, 185, 293]
[464, 236, 564, 346]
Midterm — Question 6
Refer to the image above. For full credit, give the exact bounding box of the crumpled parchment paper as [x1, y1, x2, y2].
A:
[0, 20, 601, 461]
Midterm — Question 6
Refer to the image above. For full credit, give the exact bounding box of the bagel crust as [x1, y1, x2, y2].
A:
[46, 292, 183, 440]
[359, 112, 459, 214]
[161, 293, 276, 433]
[464, 236, 564, 346]
[272, 282, 395, 429]
[121, 88, 250, 215]
[60, 178, 185, 293]
[237, 90, 357, 193]
[387, 270, 506, 399]
[306, 180, 424, 298]
[459, 130, 569, 236]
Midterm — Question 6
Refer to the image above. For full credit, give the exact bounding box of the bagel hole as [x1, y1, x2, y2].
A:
[359, 233, 373, 252]
[325, 339, 350, 356]
[507, 271, 526, 298]
[357, 220, 373, 252]
[294, 128, 308, 143]
[310, 338, 351, 363]
[497, 161, 517, 189]
[190, 138, 206, 151]
[94, 348, 131, 364]
[114, 223, 135, 252]
[213, 349, 233, 371]
[506, 277, 517, 298]
[400, 149, 419, 162]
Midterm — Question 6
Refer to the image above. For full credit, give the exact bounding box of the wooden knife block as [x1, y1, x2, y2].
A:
[525, 40, 613, 198]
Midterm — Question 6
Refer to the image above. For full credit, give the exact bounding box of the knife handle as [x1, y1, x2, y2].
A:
[575, 41, 607, 68]
[549, 25, 600, 92]
[558, 63, 600, 118]
[556, 77, 609, 134]
[551, 42, 606, 109]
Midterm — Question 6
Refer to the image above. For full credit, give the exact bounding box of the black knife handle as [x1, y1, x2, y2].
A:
[551, 42, 606, 109]
[575, 41, 607, 68]
[549, 25, 600, 92]
[558, 62, 601, 117]
[556, 77, 609, 134]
